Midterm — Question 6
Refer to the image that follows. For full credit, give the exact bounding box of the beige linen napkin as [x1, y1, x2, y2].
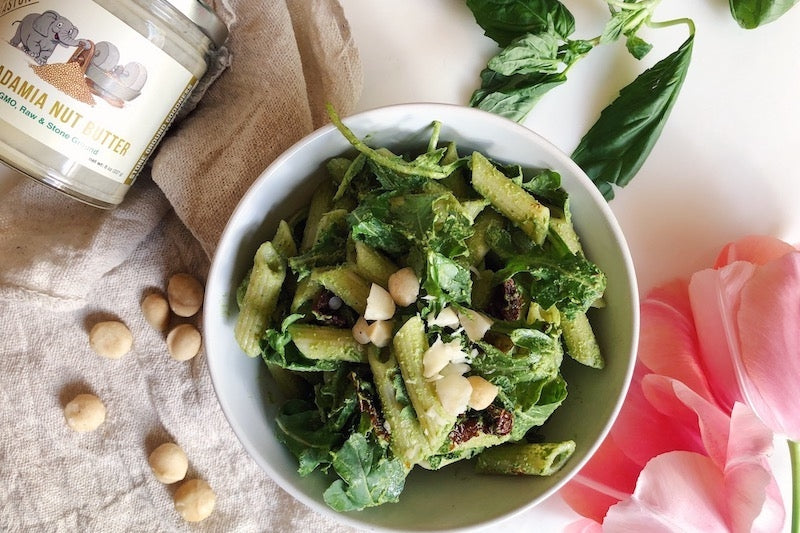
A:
[0, 1, 363, 531]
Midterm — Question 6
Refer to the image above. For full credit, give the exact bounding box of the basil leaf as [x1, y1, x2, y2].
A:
[625, 35, 653, 60]
[471, 69, 567, 122]
[488, 32, 562, 75]
[729, 0, 799, 28]
[465, 0, 576, 46]
[471, 30, 593, 123]
[572, 35, 694, 200]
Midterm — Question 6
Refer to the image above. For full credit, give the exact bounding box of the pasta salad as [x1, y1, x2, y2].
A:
[233, 107, 607, 512]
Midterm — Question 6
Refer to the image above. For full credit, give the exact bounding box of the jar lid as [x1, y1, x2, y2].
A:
[165, 0, 229, 48]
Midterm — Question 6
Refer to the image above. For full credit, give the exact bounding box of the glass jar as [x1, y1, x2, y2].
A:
[0, 0, 228, 208]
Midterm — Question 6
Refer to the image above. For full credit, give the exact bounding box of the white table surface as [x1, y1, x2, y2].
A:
[336, 0, 796, 531]
[0, 1, 794, 530]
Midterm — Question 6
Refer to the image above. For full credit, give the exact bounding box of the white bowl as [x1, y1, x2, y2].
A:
[204, 103, 639, 532]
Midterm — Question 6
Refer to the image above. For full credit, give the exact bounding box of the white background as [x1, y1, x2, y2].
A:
[337, 0, 797, 531]
[0, 0, 795, 530]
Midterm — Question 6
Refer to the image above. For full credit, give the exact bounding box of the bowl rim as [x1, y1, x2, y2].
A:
[204, 102, 640, 532]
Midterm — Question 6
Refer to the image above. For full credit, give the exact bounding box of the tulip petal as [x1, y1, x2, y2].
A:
[714, 234, 797, 268]
[611, 365, 706, 465]
[736, 252, 800, 441]
[560, 434, 640, 522]
[688, 261, 756, 411]
[603, 452, 729, 533]
[639, 279, 716, 402]
[564, 518, 603, 533]
[725, 404, 783, 533]
[641, 374, 730, 467]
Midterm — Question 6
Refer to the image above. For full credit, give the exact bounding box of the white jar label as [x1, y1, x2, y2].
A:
[0, 1, 196, 184]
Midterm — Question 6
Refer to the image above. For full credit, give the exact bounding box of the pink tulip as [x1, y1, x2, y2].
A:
[561, 235, 799, 532]
[690, 243, 800, 441]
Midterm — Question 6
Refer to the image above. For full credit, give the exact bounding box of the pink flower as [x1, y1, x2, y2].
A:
[561, 235, 799, 532]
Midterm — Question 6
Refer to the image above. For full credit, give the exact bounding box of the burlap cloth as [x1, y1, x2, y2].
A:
[0, 1, 363, 531]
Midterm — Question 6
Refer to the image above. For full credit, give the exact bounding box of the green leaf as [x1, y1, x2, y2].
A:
[572, 35, 694, 200]
[288, 213, 349, 279]
[473, 328, 562, 383]
[471, 69, 567, 122]
[327, 105, 465, 180]
[275, 399, 341, 475]
[423, 250, 473, 307]
[262, 314, 340, 372]
[465, 0, 576, 46]
[322, 433, 407, 511]
[470, 32, 592, 123]
[497, 375, 568, 439]
[348, 193, 409, 255]
[729, 0, 799, 28]
[487, 32, 562, 75]
[497, 250, 607, 317]
[625, 34, 653, 60]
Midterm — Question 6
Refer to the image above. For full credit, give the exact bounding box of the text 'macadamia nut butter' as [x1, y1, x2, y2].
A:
[0, 0, 227, 208]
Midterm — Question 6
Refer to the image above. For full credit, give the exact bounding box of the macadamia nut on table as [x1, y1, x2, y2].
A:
[148, 442, 188, 484]
[174, 479, 216, 522]
[64, 393, 106, 432]
[167, 273, 205, 318]
[141, 292, 170, 331]
[166, 324, 202, 361]
[89, 321, 133, 360]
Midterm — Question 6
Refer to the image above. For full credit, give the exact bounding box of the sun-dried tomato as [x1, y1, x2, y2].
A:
[490, 278, 524, 321]
[312, 289, 351, 327]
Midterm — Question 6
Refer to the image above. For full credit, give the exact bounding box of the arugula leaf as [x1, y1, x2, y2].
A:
[323, 433, 406, 511]
[348, 193, 410, 256]
[288, 212, 349, 279]
[275, 399, 341, 475]
[465, 0, 577, 46]
[473, 328, 562, 383]
[497, 250, 607, 317]
[499, 375, 568, 439]
[389, 193, 474, 258]
[423, 250, 473, 307]
[327, 104, 466, 180]
[729, 0, 799, 28]
[572, 35, 694, 200]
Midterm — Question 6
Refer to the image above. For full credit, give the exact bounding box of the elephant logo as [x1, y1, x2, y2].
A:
[9, 10, 90, 65]
[8, 11, 149, 108]
[83, 41, 148, 108]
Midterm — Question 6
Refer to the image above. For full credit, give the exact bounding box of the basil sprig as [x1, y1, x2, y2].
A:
[467, 0, 696, 200]
[467, 0, 795, 200]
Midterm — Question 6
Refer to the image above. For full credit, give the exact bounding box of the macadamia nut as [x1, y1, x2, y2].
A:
[388, 267, 419, 306]
[174, 479, 216, 522]
[166, 324, 202, 361]
[64, 393, 106, 432]
[89, 321, 133, 360]
[467, 375, 499, 410]
[141, 293, 170, 331]
[167, 273, 204, 317]
[148, 442, 188, 484]
[364, 283, 395, 321]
